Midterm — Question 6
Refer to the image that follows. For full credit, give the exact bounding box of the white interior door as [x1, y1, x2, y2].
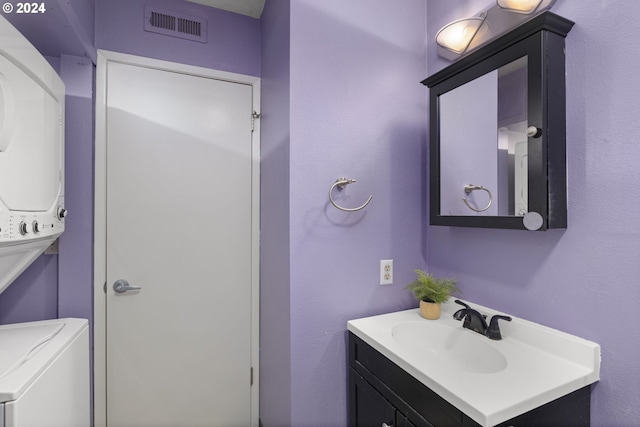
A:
[102, 58, 257, 427]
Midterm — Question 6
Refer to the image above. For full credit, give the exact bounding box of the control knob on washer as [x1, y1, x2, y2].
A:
[57, 207, 67, 220]
[32, 221, 43, 233]
[18, 222, 28, 235]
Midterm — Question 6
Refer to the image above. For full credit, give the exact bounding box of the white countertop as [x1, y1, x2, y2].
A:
[347, 299, 600, 426]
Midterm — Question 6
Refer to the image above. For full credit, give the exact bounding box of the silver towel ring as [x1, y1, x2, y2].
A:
[329, 178, 373, 212]
[463, 184, 492, 212]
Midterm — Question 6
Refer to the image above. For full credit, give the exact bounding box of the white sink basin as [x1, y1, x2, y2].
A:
[347, 299, 600, 427]
[391, 321, 507, 374]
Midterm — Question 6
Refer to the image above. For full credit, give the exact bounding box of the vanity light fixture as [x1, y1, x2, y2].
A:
[435, 16, 485, 55]
[496, 0, 544, 14]
[435, 0, 556, 61]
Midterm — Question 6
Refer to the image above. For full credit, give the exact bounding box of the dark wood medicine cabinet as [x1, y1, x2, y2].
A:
[423, 12, 574, 230]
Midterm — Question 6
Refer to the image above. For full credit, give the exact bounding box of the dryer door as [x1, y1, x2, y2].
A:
[0, 53, 62, 212]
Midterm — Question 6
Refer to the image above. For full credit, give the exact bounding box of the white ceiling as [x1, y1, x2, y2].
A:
[184, 0, 265, 18]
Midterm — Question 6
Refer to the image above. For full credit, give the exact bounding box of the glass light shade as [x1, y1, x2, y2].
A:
[496, 0, 544, 14]
[436, 17, 485, 54]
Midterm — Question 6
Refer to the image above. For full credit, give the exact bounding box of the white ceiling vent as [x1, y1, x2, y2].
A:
[144, 5, 207, 43]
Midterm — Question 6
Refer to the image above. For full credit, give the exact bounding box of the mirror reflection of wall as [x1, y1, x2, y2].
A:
[439, 71, 498, 216]
[438, 55, 528, 217]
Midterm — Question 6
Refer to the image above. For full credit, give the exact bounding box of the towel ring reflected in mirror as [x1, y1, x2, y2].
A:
[463, 184, 493, 212]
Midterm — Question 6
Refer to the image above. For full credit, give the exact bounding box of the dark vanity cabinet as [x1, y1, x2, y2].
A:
[351, 371, 417, 427]
[349, 333, 591, 427]
[422, 12, 574, 230]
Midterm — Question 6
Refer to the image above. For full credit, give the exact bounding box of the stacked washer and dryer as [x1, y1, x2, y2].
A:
[0, 14, 89, 427]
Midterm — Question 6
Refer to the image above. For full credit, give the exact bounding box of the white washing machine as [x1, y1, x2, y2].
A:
[0, 318, 89, 427]
[0, 13, 66, 295]
[0, 12, 87, 427]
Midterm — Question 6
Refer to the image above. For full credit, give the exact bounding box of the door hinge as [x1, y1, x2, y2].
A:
[250, 367, 254, 385]
[251, 111, 260, 132]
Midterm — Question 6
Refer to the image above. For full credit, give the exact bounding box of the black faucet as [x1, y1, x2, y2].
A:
[453, 300, 512, 340]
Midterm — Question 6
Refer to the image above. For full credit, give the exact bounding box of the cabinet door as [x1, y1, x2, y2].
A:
[350, 368, 396, 427]
[396, 414, 417, 427]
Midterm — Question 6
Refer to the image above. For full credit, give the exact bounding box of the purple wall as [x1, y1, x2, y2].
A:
[3, 0, 94, 60]
[96, 0, 260, 77]
[260, 2, 428, 424]
[259, 1, 292, 425]
[0, 256, 58, 323]
[286, 1, 428, 424]
[426, 1, 640, 426]
[58, 54, 94, 323]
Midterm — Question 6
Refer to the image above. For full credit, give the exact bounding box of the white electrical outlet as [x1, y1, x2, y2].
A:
[380, 259, 393, 285]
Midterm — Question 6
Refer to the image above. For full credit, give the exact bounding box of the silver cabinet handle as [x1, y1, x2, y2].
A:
[113, 279, 141, 293]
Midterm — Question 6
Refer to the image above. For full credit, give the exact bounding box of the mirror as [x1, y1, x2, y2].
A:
[423, 11, 574, 230]
[439, 56, 527, 217]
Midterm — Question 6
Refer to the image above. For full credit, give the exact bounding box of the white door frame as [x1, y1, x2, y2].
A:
[93, 49, 260, 427]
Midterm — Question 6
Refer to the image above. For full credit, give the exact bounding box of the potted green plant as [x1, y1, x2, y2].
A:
[405, 270, 458, 320]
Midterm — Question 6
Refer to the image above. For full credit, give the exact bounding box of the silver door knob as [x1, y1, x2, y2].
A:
[113, 279, 142, 293]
